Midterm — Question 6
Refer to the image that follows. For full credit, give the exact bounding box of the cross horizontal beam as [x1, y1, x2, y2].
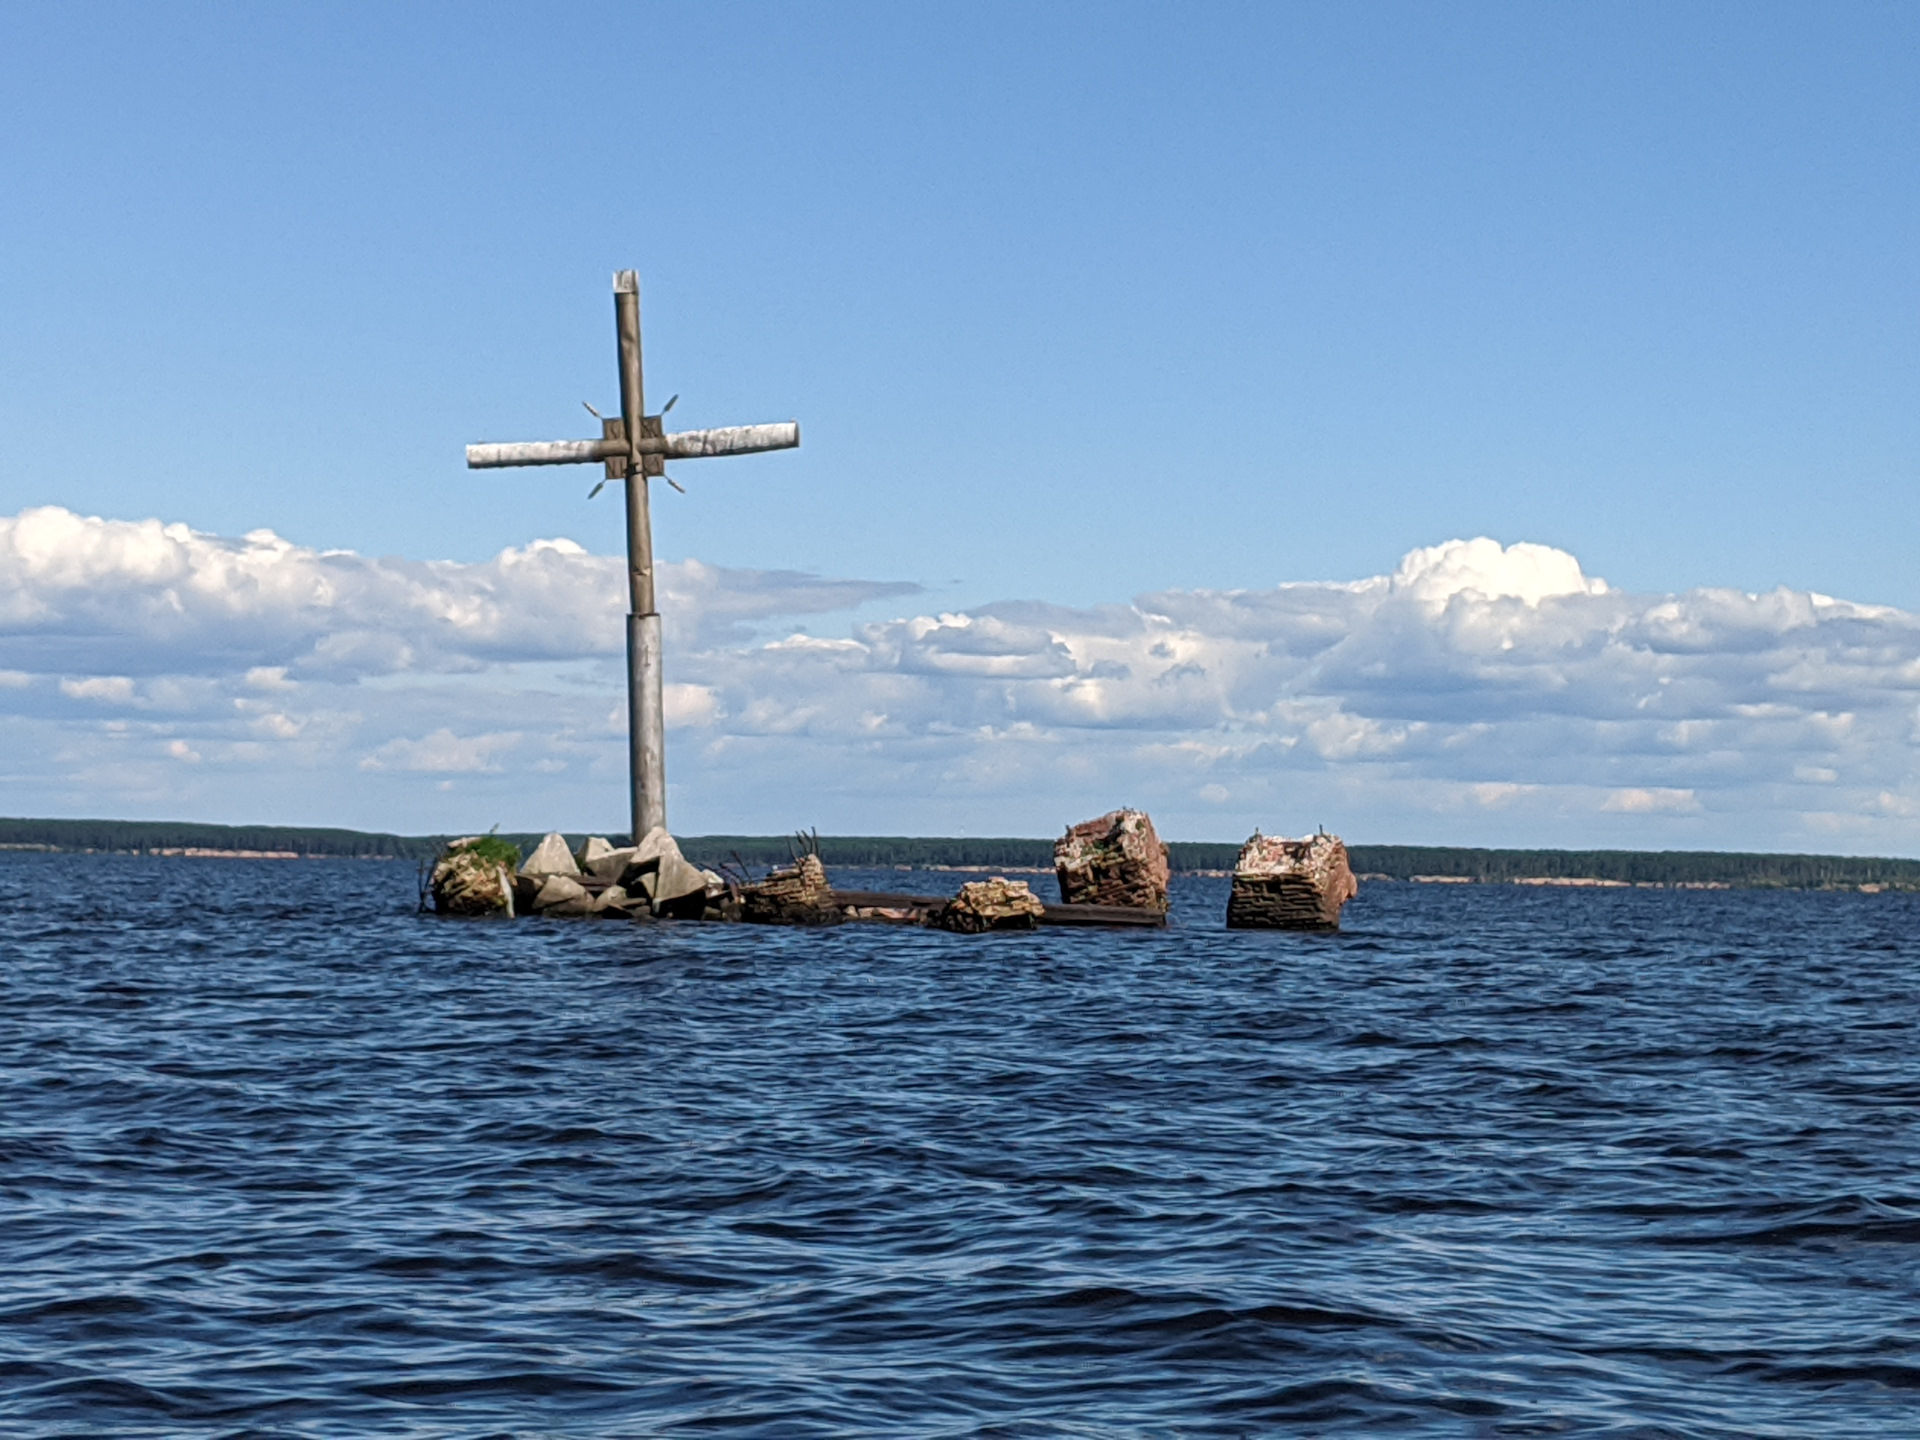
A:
[466, 421, 799, 470]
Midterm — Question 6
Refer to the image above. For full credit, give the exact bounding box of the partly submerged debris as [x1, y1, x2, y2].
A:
[1054, 808, 1170, 915]
[933, 877, 1047, 934]
[429, 835, 521, 916]
[1226, 831, 1358, 932]
[742, 850, 840, 926]
[490, 828, 716, 920]
[429, 819, 1180, 930]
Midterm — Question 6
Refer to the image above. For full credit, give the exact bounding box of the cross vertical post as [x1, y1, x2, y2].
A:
[465, 272, 799, 850]
[613, 271, 665, 842]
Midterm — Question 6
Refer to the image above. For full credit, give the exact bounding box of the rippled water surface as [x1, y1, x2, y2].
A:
[3, 855, 1917, 1436]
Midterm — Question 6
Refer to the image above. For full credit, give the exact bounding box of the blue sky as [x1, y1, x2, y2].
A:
[2, 4, 1918, 846]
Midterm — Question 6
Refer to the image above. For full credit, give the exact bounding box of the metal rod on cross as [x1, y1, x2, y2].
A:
[466, 270, 799, 844]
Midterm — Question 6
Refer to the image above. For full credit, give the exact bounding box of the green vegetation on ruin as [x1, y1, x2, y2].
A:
[3, 817, 1918, 890]
[445, 834, 525, 869]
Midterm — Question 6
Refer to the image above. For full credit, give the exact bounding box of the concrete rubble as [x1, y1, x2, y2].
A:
[579, 836, 631, 882]
[1054, 808, 1170, 914]
[427, 829, 721, 922]
[630, 827, 713, 915]
[520, 831, 579, 880]
[531, 872, 591, 917]
[1225, 831, 1358, 931]
[585, 880, 630, 911]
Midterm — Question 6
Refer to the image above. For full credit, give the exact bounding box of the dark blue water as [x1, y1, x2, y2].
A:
[2, 856, 1916, 1436]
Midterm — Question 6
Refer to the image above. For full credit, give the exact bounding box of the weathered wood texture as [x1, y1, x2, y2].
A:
[616, 269, 645, 480]
[828, 889, 943, 910]
[826, 889, 1167, 928]
[465, 270, 797, 844]
[1225, 832, 1358, 932]
[1039, 901, 1165, 928]
[628, 615, 665, 839]
[658, 422, 799, 458]
[466, 438, 624, 468]
[465, 424, 800, 470]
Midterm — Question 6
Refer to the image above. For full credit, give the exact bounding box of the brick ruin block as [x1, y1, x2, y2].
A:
[1226, 832, 1358, 932]
[1054, 808, 1170, 914]
[741, 852, 842, 925]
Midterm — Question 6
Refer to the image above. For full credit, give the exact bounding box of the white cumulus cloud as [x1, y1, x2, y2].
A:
[0, 506, 915, 679]
[361, 728, 522, 774]
[1389, 536, 1609, 607]
[6, 509, 1920, 850]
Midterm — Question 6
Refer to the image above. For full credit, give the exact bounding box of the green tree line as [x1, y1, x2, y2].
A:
[4, 817, 1918, 888]
[0, 816, 438, 858]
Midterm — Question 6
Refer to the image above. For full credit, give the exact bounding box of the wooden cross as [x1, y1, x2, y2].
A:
[467, 270, 799, 844]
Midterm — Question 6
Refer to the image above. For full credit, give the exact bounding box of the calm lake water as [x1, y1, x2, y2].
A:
[2, 854, 1915, 1436]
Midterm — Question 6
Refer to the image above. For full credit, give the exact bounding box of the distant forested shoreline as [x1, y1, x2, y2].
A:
[3, 816, 1917, 890]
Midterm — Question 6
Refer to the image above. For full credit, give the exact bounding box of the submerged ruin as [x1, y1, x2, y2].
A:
[430, 814, 1358, 932]
[1225, 831, 1359, 931]
[1053, 808, 1170, 914]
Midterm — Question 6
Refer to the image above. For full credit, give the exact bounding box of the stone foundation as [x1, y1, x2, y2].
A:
[1054, 808, 1170, 914]
[1226, 832, 1358, 932]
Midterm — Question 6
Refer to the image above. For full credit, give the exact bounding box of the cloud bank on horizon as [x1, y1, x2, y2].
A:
[4, 504, 1918, 850]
